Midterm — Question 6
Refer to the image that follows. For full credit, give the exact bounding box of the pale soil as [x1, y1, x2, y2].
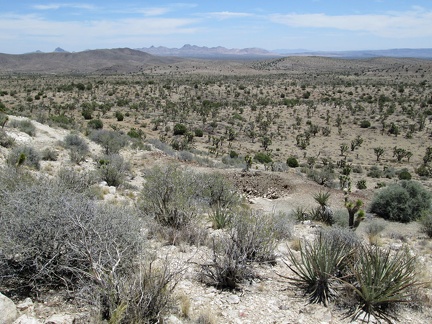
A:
[2, 118, 432, 323]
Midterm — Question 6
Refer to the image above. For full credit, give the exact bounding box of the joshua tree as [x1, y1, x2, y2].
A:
[373, 147, 385, 162]
[344, 190, 365, 229]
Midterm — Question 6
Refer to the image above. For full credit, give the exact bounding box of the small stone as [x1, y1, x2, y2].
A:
[226, 294, 240, 304]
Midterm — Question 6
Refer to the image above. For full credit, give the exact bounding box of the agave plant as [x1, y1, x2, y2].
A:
[345, 245, 418, 322]
[284, 232, 352, 306]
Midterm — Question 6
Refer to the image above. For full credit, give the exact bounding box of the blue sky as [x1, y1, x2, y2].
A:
[1, 0, 432, 54]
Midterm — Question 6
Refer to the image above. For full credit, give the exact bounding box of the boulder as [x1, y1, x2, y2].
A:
[0, 293, 18, 324]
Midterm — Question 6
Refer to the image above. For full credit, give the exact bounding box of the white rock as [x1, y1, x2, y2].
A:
[16, 298, 33, 311]
[12, 315, 42, 324]
[43, 314, 75, 324]
[226, 294, 240, 304]
[108, 186, 116, 194]
[0, 292, 18, 324]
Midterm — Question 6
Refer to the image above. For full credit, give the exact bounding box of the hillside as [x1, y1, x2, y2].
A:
[0, 48, 182, 74]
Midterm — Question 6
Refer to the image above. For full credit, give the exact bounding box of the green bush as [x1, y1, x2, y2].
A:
[398, 168, 412, 180]
[369, 180, 431, 222]
[88, 118, 103, 130]
[356, 179, 367, 190]
[287, 156, 299, 168]
[229, 150, 239, 159]
[7, 145, 41, 169]
[115, 111, 124, 121]
[359, 120, 371, 128]
[420, 211, 432, 238]
[194, 128, 204, 137]
[173, 123, 187, 135]
[254, 152, 272, 164]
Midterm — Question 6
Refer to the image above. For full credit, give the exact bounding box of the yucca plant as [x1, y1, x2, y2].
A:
[284, 233, 352, 306]
[345, 245, 418, 322]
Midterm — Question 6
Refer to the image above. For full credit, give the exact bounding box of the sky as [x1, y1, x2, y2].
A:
[1, 0, 432, 54]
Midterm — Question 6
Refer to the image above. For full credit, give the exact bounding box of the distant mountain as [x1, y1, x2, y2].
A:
[0, 48, 182, 74]
[137, 44, 279, 58]
[276, 48, 432, 59]
[54, 47, 67, 53]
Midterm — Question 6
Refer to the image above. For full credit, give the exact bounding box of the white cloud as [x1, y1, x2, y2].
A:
[0, 13, 200, 51]
[33, 3, 96, 10]
[206, 11, 254, 20]
[270, 7, 432, 38]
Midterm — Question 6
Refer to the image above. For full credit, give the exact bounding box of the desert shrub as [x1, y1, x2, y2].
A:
[40, 148, 58, 161]
[287, 156, 299, 168]
[63, 133, 89, 164]
[369, 180, 431, 222]
[201, 172, 241, 229]
[398, 168, 412, 180]
[146, 138, 176, 156]
[416, 164, 432, 178]
[88, 118, 103, 130]
[200, 235, 253, 290]
[356, 179, 367, 190]
[229, 210, 279, 264]
[9, 119, 36, 136]
[346, 246, 417, 322]
[367, 166, 383, 178]
[332, 209, 349, 228]
[271, 161, 288, 172]
[173, 123, 187, 135]
[97, 154, 130, 187]
[0, 177, 142, 296]
[194, 128, 204, 137]
[110, 259, 180, 323]
[254, 152, 272, 164]
[177, 150, 194, 162]
[201, 210, 281, 289]
[420, 211, 432, 238]
[221, 155, 245, 168]
[359, 120, 371, 128]
[229, 150, 238, 158]
[82, 109, 93, 120]
[0, 129, 14, 148]
[89, 129, 129, 154]
[383, 166, 396, 179]
[115, 111, 124, 121]
[307, 166, 335, 187]
[56, 168, 99, 195]
[7, 145, 41, 169]
[140, 164, 201, 229]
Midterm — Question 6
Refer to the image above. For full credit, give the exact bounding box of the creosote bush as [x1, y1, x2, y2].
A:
[7, 145, 41, 169]
[89, 129, 129, 154]
[97, 153, 130, 187]
[369, 180, 431, 222]
[63, 133, 89, 164]
[0, 172, 142, 296]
